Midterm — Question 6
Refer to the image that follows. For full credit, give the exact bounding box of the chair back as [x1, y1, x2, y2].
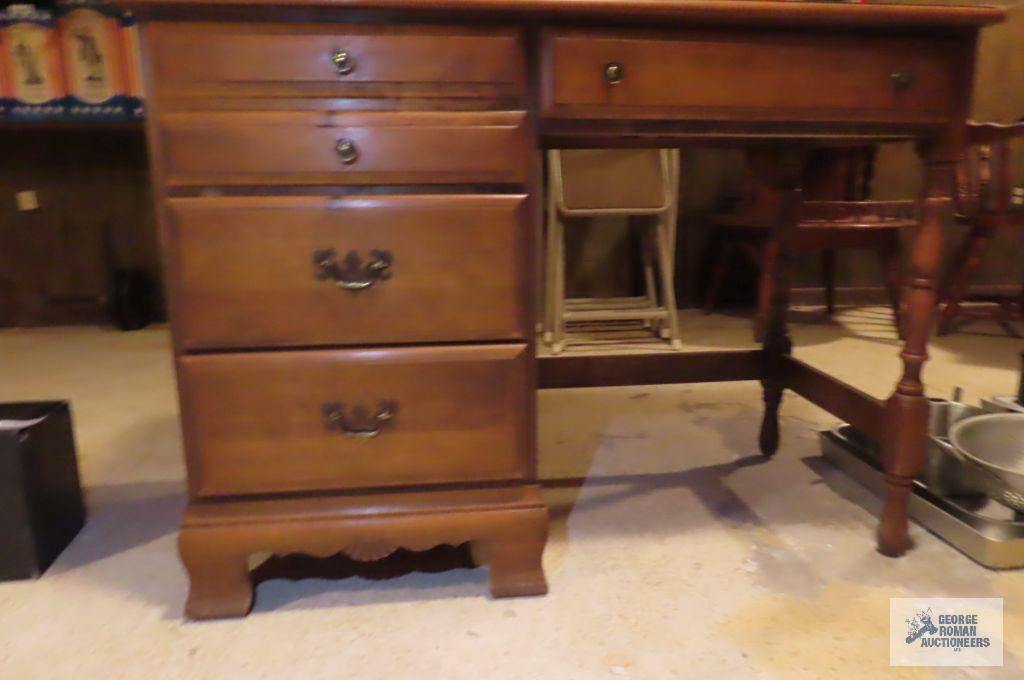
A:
[956, 120, 1024, 218]
[549, 149, 677, 214]
[729, 146, 876, 224]
[802, 146, 877, 201]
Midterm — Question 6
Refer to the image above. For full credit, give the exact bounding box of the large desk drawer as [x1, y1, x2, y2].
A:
[146, 22, 524, 100]
[167, 195, 528, 349]
[157, 110, 529, 186]
[541, 30, 955, 123]
[179, 344, 532, 498]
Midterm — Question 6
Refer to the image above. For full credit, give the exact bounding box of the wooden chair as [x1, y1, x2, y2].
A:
[703, 147, 915, 340]
[938, 119, 1024, 336]
[544, 149, 682, 353]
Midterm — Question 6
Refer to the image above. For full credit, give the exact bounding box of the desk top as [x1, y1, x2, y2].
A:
[125, 0, 1006, 29]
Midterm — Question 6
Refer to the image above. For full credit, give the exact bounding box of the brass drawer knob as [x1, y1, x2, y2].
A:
[890, 70, 914, 91]
[604, 61, 624, 85]
[335, 138, 359, 164]
[332, 48, 355, 75]
[322, 401, 397, 440]
[312, 248, 392, 291]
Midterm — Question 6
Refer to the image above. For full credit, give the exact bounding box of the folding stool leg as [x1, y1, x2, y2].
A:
[655, 213, 684, 350]
[543, 191, 559, 345]
[656, 150, 683, 349]
[550, 211, 567, 354]
[640, 219, 660, 332]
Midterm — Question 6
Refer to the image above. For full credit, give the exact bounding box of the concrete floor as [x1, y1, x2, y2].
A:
[0, 307, 1022, 679]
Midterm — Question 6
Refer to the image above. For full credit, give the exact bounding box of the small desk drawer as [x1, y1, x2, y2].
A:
[179, 344, 531, 497]
[157, 110, 529, 186]
[146, 22, 524, 99]
[541, 30, 954, 123]
[168, 195, 528, 349]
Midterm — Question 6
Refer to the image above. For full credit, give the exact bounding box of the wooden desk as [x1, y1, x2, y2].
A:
[125, 0, 1004, 619]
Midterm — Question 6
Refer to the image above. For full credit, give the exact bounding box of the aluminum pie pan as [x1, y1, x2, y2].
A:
[981, 396, 1024, 414]
[949, 413, 1024, 512]
[820, 426, 1024, 570]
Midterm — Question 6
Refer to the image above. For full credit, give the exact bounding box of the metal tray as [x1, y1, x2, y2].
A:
[821, 426, 1024, 569]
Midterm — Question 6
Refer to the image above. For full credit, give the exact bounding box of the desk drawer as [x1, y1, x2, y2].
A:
[179, 344, 531, 498]
[146, 22, 524, 99]
[542, 30, 954, 122]
[168, 195, 528, 349]
[157, 110, 529, 186]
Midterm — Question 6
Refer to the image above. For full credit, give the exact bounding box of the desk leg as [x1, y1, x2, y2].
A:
[877, 154, 952, 556]
[758, 151, 803, 458]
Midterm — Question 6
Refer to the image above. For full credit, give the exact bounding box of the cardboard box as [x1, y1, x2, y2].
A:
[56, 0, 129, 118]
[0, 11, 9, 116]
[119, 10, 143, 118]
[0, 4, 66, 118]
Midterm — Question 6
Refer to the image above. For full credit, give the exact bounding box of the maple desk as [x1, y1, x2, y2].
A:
[126, 0, 1003, 618]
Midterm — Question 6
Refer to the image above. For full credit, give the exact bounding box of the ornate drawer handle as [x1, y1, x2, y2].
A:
[604, 61, 624, 85]
[322, 401, 397, 440]
[890, 70, 914, 91]
[332, 48, 355, 75]
[335, 138, 359, 164]
[312, 248, 392, 291]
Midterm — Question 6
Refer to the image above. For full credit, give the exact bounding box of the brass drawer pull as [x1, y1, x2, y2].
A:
[604, 61, 624, 85]
[312, 248, 392, 291]
[321, 401, 397, 440]
[890, 70, 914, 91]
[331, 48, 355, 75]
[335, 138, 359, 164]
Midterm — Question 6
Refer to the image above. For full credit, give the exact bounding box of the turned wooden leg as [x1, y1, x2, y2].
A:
[877, 152, 953, 557]
[880, 235, 905, 339]
[486, 512, 548, 598]
[759, 243, 793, 458]
[821, 249, 837, 316]
[753, 239, 777, 344]
[179, 528, 254, 620]
[756, 150, 804, 458]
[640, 221, 659, 329]
[703, 236, 735, 315]
[937, 219, 994, 336]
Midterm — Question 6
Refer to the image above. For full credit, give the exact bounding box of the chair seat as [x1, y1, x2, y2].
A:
[713, 200, 918, 231]
[704, 196, 906, 335]
[954, 211, 1024, 229]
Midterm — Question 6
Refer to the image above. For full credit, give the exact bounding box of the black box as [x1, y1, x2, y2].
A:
[0, 402, 86, 580]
